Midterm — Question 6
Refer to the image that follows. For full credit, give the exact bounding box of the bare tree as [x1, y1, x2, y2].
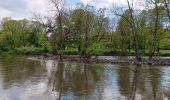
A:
[33, 0, 66, 61]
[96, 8, 109, 41]
[50, 0, 65, 61]
[113, 0, 142, 63]
[163, 0, 170, 22]
[146, 0, 161, 60]
[126, 0, 142, 62]
[33, 14, 55, 35]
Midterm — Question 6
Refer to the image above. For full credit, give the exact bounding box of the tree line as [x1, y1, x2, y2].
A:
[0, 0, 170, 62]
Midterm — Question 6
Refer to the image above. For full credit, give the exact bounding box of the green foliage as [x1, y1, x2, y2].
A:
[14, 47, 46, 55]
[0, 18, 51, 55]
[88, 42, 106, 55]
[0, 2, 170, 57]
[159, 50, 170, 56]
[0, 32, 15, 49]
[64, 48, 78, 55]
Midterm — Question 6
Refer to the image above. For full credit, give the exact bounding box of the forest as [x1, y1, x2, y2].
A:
[0, 0, 170, 63]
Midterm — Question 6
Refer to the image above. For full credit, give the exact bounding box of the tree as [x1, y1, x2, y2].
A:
[117, 10, 131, 56]
[50, 0, 66, 61]
[163, 0, 170, 21]
[82, 5, 96, 59]
[34, 0, 66, 60]
[95, 8, 109, 41]
[145, 0, 162, 60]
[113, 0, 142, 62]
[70, 5, 97, 60]
[127, 0, 142, 62]
[71, 8, 85, 56]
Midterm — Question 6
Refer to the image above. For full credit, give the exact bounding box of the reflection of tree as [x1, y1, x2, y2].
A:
[118, 65, 141, 100]
[118, 65, 131, 97]
[163, 88, 170, 99]
[148, 67, 162, 100]
[0, 56, 168, 100]
[117, 65, 164, 100]
[57, 62, 64, 100]
[129, 67, 141, 100]
[0, 56, 44, 88]
[47, 62, 104, 99]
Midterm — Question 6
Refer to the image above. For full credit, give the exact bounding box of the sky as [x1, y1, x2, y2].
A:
[0, 0, 144, 20]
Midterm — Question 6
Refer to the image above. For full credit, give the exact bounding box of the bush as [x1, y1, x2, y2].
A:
[159, 50, 170, 56]
[64, 48, 78, 55]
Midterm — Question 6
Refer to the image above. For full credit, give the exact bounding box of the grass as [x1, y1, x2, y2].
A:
[0, 46, 51, 55]
[64, 48, 78, 55]
[159, 50, 170, 56]
[1, 46, 170, 56]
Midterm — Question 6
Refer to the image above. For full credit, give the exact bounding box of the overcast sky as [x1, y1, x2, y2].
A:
[0, 0, 144, 20]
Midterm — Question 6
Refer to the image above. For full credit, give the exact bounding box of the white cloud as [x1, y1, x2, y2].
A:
[81, 0, 91, 4]
[0, 8, 12, 19]
[26, 0, 51, 14]
[0, 0, 51, 20]
[81, 0, 145, 8]
[0, 0, 145, 21]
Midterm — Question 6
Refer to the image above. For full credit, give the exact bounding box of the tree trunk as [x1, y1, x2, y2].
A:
[127, 0, 141, 62]
[58, 13, 64, 61]
[164, 0, 170, 22]
[149, 1, 159, 61]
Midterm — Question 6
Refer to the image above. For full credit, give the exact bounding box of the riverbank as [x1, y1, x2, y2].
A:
[39, 54, 170, 66]
[1, 48, 170, 56]
[1, 48, 170, 66]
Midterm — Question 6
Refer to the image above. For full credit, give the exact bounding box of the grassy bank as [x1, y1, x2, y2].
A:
[1, 47, 170, 57]
[64, 48, 170, 56]
[0, 46, 52, 55]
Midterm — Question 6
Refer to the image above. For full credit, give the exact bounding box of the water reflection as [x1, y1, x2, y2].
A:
[0, 56, 45, 87]
[45, 61, 105, 100]
[117, 65, 170, 100]
[0, 56, 169, 100]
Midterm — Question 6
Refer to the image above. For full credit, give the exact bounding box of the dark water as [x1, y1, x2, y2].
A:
[0, 56, 170, 100]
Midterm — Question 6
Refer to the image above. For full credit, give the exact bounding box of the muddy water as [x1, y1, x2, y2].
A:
[0, 56, 170, 100]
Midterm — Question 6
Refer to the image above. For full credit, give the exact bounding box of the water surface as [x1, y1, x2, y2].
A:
[0, 56, 170, 100]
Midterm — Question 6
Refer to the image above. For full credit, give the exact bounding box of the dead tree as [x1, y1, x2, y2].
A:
[146, 0, 160, 61]
[163, 0, 170, 22]
[50, 0, 65, 61]
[127, 0, 142, 62]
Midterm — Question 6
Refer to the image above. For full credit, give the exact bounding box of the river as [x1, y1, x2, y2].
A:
[0, 56, 169, 100]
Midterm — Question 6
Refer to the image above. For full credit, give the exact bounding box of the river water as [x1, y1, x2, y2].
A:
[0, 56, 170, 100]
